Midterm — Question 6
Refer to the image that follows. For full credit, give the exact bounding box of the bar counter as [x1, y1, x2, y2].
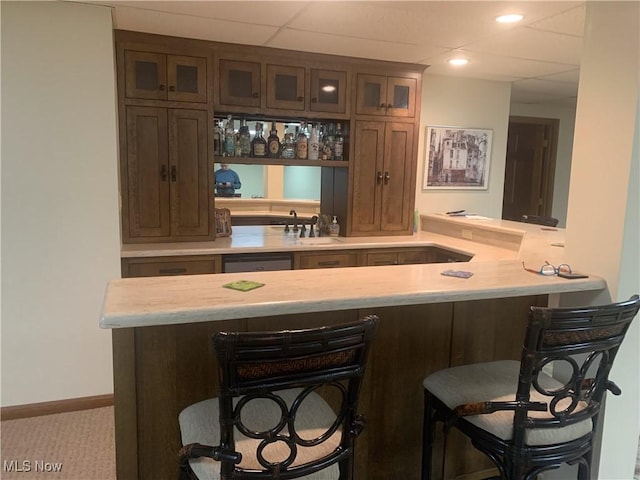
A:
[101, 215, 608, 479]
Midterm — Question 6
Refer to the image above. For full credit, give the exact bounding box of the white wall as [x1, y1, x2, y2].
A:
[508, 103, 576, 228]
[415, 75, 511, 218]
[1, 2, 120, 406]
[562, 2, 639, 478]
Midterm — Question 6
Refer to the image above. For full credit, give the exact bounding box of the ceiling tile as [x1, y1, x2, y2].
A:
[539, 68, 581, 83]
[528, 4, 586, 36]
[112, 5, 279, 44]
[266, 27, 439, 64]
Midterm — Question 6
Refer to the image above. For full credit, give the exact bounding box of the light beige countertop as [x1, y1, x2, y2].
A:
[104, 215, 606, 329]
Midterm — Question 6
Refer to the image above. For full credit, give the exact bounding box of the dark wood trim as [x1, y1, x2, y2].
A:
[1, 394, 114, 421]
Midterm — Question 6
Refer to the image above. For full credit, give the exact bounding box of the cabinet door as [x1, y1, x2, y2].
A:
[385, 76, 416, 117]
[124, 51, 168, 100]
[310, 69, 347, 113]
[364, 251, 399, 266]
[351, 121, 385, 233]
[380, 123, 414, 232]
[125, 106, 171, 239]
[166, 55, 207, 103]
[356, 74, 387, 116]
[219, 59, 261, 107]
[168, 109, 211, 238]
[266, 64, 305, 111]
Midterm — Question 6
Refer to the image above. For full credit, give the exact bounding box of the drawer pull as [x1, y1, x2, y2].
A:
[318, 260, 340, 266]
[159, 267, 187, 274]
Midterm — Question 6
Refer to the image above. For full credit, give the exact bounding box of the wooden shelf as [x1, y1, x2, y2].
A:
[214, 156, 348, 167]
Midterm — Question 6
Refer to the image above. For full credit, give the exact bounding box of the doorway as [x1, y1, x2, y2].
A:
[502, 116, 559, 222]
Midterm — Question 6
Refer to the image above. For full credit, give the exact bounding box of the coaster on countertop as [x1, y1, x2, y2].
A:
[223, 280, 265, 292]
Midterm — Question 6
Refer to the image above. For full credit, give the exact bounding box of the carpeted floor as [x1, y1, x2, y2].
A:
[0, 407, 115, 480]
[1, 406, 639, 479]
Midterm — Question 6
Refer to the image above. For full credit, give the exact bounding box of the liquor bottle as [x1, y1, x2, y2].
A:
[223, 115, 236, 157]
[251, 122, 267, 157]
[308, 124, 319, 160]
[267, 121, 280, 158]
[321, 124, 332, 161]
[213, 120, 222, 156]
[238, 118, 251, 157]
[333, 122, 344, 161]
[296, 121, 308, 160]
[281, 125, 295, 159]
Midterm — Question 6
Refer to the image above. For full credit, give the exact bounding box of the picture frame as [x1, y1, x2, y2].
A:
[423, 126, 493, 189]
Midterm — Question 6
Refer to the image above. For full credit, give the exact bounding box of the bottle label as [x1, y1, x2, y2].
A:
[297, 142, 308, 159]
[308, 142, 319, 160]
[269, 140, 280, 156]
[334, 142, 343, 159]
[254, 143, 266, 157]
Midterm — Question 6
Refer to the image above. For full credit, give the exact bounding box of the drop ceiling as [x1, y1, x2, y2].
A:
[91, 0, 587, 108]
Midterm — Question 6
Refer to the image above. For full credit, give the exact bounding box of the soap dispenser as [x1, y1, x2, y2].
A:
[328, 216, 340, 237]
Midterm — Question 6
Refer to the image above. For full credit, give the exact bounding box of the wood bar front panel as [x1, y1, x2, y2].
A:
[111, 296, 547, 480]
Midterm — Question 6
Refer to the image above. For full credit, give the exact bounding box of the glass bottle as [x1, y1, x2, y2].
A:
[238, 118, 251, 157]
[213, 119, 222, 156]
[267, 121, 280, 158]
[333, 122, 344, 160]
[281, 125, 295, 159]
[296, 121, 308, 160]
[308, 124, 319, 160]
[251, 122, 267, 157]
[223, 114, 236, 157]
[321, 124, 332, 161]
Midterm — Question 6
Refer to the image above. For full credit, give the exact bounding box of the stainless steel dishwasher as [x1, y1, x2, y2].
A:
[222, 253, 293, 273]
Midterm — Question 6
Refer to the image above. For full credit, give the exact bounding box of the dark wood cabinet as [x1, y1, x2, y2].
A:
[364, 247, 430, 266]
[218, 59, 261, 108]
[429, 247, 473, 263]
[266, 64, 306, 111]
[356, 73, 417, 117]
[124, 50, 207, 103]
[350, 121, 415, 235]
[122, 106, 213, 242]
[121, 255, 221, 278]
[310, 68, 348, 114]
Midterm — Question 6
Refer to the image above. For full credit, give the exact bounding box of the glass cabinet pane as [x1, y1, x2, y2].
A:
[392, 85, 410, 110]
[311, 69, 347, 113]
[363, 82, 381, 107]
[219, 60, 261, 107]
[135, 61, 159, 91]
[228, 70, 254, 99]
[318, 78, 339, 105]
[176, 64, 198, 94]
[275, 74, 298, 102]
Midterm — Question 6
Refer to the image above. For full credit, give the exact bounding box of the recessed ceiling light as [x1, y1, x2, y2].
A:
[448, 58, 469, 66]
[496, 14, 524, 23]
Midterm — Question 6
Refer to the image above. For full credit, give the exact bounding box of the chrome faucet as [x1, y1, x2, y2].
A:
[289, 209, 299, 232]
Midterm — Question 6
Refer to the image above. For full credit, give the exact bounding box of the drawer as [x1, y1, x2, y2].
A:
[122, 255, 221, 278]
[294, 251, 359, 269]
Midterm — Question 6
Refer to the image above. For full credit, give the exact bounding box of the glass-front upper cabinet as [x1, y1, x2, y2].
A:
[356, 74, 416, 117]
[219, 59, 261, 108]
[267, 64, 305, 111]
[124, 50, 207, 103]
[310, 69, 348, 114]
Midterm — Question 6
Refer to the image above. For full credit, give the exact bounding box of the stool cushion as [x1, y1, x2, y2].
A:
[423, 360, 592, 446]
[179, 388, 340, 480]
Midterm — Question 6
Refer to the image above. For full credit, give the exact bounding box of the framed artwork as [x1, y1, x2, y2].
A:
[423, 126, 493, 189]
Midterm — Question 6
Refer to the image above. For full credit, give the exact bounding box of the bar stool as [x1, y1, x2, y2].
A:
[178, 316, 378, 480]
[421, 296, 640, 480]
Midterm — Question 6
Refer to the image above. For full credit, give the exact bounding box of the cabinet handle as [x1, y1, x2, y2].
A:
[252, 92, 259, 98]
[318, 260, 340, 266]
[297, 96, 304, 102]
[379, 103, 386, 109]
[159, 84, 166, 91]
[387, 103, 393, 109]
[311, 97, 318, 103]
[384, 171, 390, 184]
[159, 267, 187, 274]
[377, 171, 383, 184]
[171, 165, 177, 182]
[169, 85, 175, 92]
[160, 165, 168, 181]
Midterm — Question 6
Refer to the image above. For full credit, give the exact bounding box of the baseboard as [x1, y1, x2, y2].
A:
[1, 394, 114, 421]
